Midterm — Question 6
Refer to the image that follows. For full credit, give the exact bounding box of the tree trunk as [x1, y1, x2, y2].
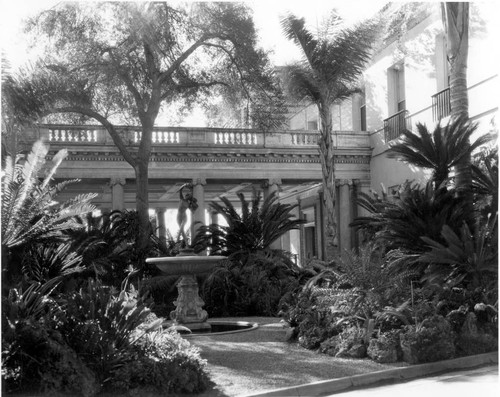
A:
[135, 122, 154, 252]
[318, 101, 338, 257]
[444, 3, 472, 210]
[445, 2, 469, 119]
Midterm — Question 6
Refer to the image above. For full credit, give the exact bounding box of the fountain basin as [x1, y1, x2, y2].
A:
[146, 254, 226, 275]
[165, 320, 259, 337]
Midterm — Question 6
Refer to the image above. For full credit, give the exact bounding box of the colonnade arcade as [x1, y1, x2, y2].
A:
[102, 176, 369, 263]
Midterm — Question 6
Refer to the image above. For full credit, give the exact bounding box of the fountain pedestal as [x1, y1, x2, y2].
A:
[170, 274, 210, 332]
[146, 249, 225, 332]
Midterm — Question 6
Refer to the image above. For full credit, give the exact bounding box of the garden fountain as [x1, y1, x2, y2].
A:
[146, 184, 257, 335]
[146, 248, 226, 332]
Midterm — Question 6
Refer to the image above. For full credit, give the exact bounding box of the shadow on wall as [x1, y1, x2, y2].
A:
[364, 78, 386, 134]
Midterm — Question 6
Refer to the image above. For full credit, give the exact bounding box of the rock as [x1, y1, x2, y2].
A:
[335, 347, 349, 358]
[446, 306, 468, 333]
[368, 338, 398, 363]
[285, 326, 296, 341]
[346, 343, 367, 358]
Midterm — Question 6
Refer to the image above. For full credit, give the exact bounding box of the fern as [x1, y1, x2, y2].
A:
[1, 141, 97, 249]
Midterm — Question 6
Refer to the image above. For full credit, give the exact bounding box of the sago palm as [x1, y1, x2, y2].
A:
[1, 140, 97, 283]
[280, 13, 379, 252]
[353, 181, 473, 255]
[193, 190, 305, 261]
[387, 118, 492, 191]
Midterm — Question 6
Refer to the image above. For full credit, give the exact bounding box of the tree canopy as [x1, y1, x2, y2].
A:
[15, 1, 283, 250]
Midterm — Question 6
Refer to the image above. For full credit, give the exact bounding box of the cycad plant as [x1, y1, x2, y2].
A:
[420, 215, 498, 295]
[1, 140, 97, 285]
[353, 181, 471, 255]
[280, 13, 379, 252]
[472, 145, 498, 217]
[387, 118, 492, 193]
[193, 190, 305, 262]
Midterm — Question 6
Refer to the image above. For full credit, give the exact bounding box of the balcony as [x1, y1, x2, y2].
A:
[432, 87, 451, 121]
[383, 110, 411, 142]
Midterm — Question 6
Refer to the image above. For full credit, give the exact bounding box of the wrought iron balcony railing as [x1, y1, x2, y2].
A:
[432, 87, 451, 121]
[383, 110, 410, 142]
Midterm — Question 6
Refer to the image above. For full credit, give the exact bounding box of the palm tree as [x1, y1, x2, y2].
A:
[280, 14, 379, 254]
[441, 3, 474, 205]
[442, 2, 470, 119]
[387, 118, 492, 191]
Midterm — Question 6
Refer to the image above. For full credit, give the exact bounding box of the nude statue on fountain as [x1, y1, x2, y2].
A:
[176, 183, 198, 245]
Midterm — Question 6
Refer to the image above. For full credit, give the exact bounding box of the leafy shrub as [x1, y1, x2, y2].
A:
[3, 320, 99, 396]
[55, 279, 159, 382]
[1, 280, 99, 396]
[2, 278, 211, 396]
[455, 332, 498, 357]
[202, 252, 304, 317]
[400, 315, 455, 364]
[293, 287, 343, 349]
[108, 330, 210, 394]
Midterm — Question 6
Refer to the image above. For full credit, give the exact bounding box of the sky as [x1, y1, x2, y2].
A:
[0, 0, 388, 69]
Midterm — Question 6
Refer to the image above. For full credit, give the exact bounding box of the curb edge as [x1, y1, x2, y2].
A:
[240, 352, 498, 397]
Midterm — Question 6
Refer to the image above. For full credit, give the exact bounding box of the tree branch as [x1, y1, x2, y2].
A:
[158, 35, 214, 85]
[105, 48, 146, 117]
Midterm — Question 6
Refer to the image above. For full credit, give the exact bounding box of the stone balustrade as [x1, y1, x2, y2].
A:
[29, 125, 369, 150]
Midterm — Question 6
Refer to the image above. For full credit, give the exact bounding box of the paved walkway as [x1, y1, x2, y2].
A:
[188, 317, 498, 397]
[190, 318, 407, 396]
[326, 365, 498, 397]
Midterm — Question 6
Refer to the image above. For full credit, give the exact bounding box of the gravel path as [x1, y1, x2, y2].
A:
[189, 317, 408, 397]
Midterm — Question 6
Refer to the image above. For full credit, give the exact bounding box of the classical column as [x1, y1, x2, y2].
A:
[191, 178, 206, 242]
[262, 178, 282, 200]
[338, 179, 353, 254]
[298, 198, 305, 265]
[263, 178, 282, 249]
[315, 192, 325, 261]
[210, 211, 218, 226]
[109, 177, 125, 211]
[351, 180, 360, 249]
[156, 208, 167, 242]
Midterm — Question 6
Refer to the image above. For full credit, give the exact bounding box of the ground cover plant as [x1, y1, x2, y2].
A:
[1, 141, 211, 396]
[282, 118, 498, 364]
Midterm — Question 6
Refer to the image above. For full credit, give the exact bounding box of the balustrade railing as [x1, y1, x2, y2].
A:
[214, 131, 258, 145]
[291, 131, 319, 145]
[432, 87, 451, 121]
[37, 125, 369, 150]
[384, 110, 410, 142]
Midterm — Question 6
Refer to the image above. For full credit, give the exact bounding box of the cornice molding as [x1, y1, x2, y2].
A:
[48, 151, 371, 165]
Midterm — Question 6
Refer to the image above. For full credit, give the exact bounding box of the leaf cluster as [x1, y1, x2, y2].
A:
[280, 12, 380, 106]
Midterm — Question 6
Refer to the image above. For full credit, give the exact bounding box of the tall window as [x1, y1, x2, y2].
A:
[307, 120, 318, 130]
[360, 93, 366, 131]
[435, 34, 450, 91]
[388, 63, 406, 115]
[384, 63, 408, 141]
